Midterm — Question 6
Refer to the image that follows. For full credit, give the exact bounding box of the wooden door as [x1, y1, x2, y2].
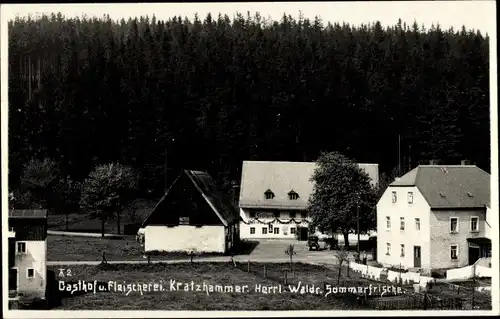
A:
[469, 246, 480, 265]
[413, 246, 421, 268]
[300, 227, 308, 241]
[9, 268, 18, 291]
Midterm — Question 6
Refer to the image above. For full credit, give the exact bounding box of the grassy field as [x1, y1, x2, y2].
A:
[47, 236, 261, 261]
[47, 199, 156, 234]
[45, 262, 364, 310]
[47, 235, 145, 261]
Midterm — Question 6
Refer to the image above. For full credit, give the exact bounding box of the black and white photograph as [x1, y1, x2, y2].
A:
[1, 1, 498, 317]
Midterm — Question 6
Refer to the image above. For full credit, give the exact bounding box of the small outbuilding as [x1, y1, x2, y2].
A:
[8, 209, 48, 302]
[141, 170, 240, 254]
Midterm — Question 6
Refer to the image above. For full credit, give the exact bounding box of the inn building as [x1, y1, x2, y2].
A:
[238, 161, 379, 240]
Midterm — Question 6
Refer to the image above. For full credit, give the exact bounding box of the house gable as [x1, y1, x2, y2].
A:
[142, 171, 227, 227]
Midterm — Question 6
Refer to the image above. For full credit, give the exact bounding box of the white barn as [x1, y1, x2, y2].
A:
[142, 170, 240, 254]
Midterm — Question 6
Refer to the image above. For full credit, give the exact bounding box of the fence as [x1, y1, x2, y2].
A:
[336, 286, 464, 310]
[352, 262, 490, 310]
[442, 282, 492, 310]
[231, 260, 467, 310]
[363, 294, 463, 310]
[232, 260, 301, 286]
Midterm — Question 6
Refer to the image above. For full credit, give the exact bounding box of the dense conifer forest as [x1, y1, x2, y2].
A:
[8, 13, 490, 198]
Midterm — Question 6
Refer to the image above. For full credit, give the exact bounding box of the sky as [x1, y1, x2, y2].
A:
[1, 1, 496, 35]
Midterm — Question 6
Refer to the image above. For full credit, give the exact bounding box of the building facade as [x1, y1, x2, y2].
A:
[8, 210, 48, 301]
[239, 161, 379, 240]
[142, 170, 240, 254]
[376, 164, 491, 273]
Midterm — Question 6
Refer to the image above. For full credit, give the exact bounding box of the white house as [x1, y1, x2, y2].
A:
[376, 162, 491, 273]
[8, 210, 48, 302]
[141, 170, 240, 254]
[238, 161, 379, 240]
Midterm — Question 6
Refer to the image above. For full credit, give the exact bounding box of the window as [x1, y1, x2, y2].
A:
[250, 227, 255, 234]
[269, 224, 273, 233]
[27, 268, 35, 279]
[274, 227, 279, 234]
[289, 211, 296, 219]
[450, 245, 458, 260]
[300, 211, 307, 218]
[407, 192, 413, 204]
[288, 190, 299, 200]
[386, 216, 391, 229]
[264, 189, 275, 200]
[450, 217, 458, 233]
[400, 244, 405, 257]
[249, 211, 256, 218]
[400, 217, 405, 231]
[415, 218, 420, 231]
[470, 217, 479, 232]
[262, 227, 267, 235]
[386, 243, 391, 256]
[392, 191, 397, 203]
[179, 217, 190, 225]
[290, 228, 296, 234]
[16, 242, 26, 253]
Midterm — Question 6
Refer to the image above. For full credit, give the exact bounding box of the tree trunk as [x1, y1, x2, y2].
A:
[117, 211, 121, 235]
[131, 207, 136, 222]
[101, 219, 105, 237]
[343, 232, 349, 250]
[337, 261, 342, 284]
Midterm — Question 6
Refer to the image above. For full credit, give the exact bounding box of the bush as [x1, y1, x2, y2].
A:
[19, 158, 61, 209]
[123, 223, 142, 235]
[431, 269, 447, 278]
[385, 265, 408, 273]
[80, 163, 139, 235]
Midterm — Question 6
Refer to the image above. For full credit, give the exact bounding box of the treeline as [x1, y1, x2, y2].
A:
[8, 13, 490, 200]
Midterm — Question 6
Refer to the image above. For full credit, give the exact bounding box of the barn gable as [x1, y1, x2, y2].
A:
[142, 170, 239, 227]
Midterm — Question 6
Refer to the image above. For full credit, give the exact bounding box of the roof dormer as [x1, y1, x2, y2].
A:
[264, 189, 275, 200]
[288, 190, 299, 200]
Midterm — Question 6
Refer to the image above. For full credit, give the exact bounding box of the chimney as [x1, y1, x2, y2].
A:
[461, 160, 471, 165]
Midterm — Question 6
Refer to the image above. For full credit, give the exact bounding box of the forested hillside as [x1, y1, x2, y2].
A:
[8, 13, 490, 196]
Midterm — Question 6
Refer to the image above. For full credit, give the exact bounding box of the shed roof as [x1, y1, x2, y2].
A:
[9, 209, 47, 219]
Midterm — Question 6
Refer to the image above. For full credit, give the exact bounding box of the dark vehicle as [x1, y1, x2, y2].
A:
[308, 236, 320, 251]
[323, 238, 339, 250]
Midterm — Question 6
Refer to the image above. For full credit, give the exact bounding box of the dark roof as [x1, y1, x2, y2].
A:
[186, 170, 240, 225]
[9, 209, 47, 219]
[142, 170, 240, 227]
[390, 165, 490, 208]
